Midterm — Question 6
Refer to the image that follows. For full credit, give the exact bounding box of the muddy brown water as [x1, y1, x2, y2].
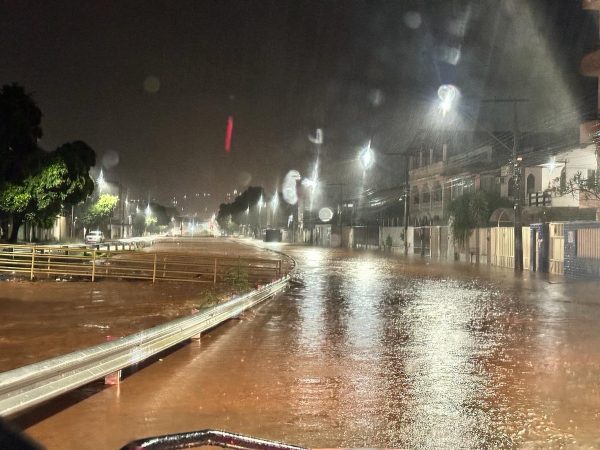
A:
[0, 238, 281, 372]
[16, 245, 600, 449]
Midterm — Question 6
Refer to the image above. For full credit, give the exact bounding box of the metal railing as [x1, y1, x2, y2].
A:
[0, 244, 282, 283]
[528, 191, 552, 206]
[0, 269, 293, 417]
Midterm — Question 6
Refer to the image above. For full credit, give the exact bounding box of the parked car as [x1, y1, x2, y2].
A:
[85, 230, 105, 245]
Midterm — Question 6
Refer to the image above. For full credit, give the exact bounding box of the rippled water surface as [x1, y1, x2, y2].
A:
[25, 245, 600, 449]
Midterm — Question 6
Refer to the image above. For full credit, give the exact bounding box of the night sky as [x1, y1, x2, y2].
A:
[1, 0, 596, 216]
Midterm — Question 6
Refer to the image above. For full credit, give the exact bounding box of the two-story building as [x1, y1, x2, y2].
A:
[407, 130, 513, 225]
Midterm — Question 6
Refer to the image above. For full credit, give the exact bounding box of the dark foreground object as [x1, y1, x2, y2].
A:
[0, 418, 43, 450]
[0, 422, 307, 450]
[122, 429, 306, 450]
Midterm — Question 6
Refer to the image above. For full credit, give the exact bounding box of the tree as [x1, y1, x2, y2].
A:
[132, 213, 146, 236]
[0, 83, 43, 184]
[216, 186, 264, 232]
[0, 83, 44, 239]
[448, 191, 511, 249]
[0, 142, 96, 241]
[81, 194, 119, 230]
[561, 171, 600, 201]
[145, 214, 159, 234]
[0, 84, 96, 242]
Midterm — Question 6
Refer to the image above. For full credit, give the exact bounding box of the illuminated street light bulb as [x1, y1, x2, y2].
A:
[259, 195, 263, 211]
[359, 141, 375, 170]
[438, 84, 458, 116]
[97, 169, 107, 192]
[246, 206, 250, 215]
[145, 204, 151, 216]
[271, 192, 279, 210]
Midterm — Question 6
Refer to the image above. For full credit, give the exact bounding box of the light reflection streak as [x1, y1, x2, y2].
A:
[403, 282, 485, 447]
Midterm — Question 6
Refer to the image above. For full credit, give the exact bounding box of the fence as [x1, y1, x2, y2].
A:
[564, 222, 600, 279]
[375, 222, 596, 276]
[577, 228, 600, 259]
[549, 223, 565, 275]
[490, 227, 514, 269]
[0, 244, 282, 284]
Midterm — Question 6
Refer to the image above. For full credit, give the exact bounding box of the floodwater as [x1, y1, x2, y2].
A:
[0, 238, 277, 372]
[22, 245, 600, 449]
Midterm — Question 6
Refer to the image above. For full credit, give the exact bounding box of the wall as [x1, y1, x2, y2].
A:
[564, 221, 600, 279]
[380, 226, 405, 252]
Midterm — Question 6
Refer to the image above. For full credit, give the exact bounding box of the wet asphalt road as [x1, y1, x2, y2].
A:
[24, 245, 600, 449]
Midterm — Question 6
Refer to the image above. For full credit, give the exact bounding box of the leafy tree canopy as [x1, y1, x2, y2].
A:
[0, 83, 43, 185]
[0, 143, 96, 236]
[81, 193, 118, 228]
[561, 170, 600, 201]
[0, 83, 96, 241]
[217, 186, 264, 227]
[448, 191, 512, 248]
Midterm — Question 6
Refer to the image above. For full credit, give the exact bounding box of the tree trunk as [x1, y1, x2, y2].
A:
[0, 216, 9, 241]
[9, 215, 23, 243]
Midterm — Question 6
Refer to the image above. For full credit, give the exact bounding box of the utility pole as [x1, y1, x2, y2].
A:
[482, 98, 528, 271]
[403, 153, 410, 256]
[324, 183, 345, 247]
[308, 128, 323, 245]
[384, 152, 410, 255]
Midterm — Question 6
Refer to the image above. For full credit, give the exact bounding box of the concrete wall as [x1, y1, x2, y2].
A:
[380, 227, 405, 252]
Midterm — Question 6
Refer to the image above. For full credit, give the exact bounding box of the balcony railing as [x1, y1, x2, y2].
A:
[528, 191, 552, 207]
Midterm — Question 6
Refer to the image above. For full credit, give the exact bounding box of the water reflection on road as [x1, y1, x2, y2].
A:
[26, 246, 600, 449]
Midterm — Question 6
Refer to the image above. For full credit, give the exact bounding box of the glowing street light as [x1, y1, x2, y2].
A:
[359, 140, 375, 171]
[271, 191, 279, 210]
[438, 84, 458, 116]
[97, 169, 107, 193]
[145, 204, 151, 216]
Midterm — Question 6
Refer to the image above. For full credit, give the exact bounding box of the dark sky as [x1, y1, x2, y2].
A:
[1, 0, 597, 216]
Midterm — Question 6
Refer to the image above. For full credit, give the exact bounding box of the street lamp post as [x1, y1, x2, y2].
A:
[269, 192, 279, 228]
[245, 205, 250, 236]
[384, 151, 411, 255]
[144, 203, 151, 236]
[258, 194, 264, 238]
[358, 141, 375, 249]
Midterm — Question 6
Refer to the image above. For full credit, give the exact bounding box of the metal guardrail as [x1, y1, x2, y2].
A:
[0, 244, 282, 283]
[0, 270, 292, 417]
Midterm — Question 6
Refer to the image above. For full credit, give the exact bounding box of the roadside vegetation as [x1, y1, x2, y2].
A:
[0, 83, 96, 242]
[448, 191, 512, 249]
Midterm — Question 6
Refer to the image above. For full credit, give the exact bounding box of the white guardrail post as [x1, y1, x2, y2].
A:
[0, 268, 293, 417]
[29, 246, 35, 281]
[91, 250, 96, 282]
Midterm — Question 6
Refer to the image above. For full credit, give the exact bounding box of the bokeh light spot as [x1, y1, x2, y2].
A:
[143, 76, 160, 94]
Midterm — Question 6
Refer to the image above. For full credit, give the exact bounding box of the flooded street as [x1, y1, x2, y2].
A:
[0, 238, 277, 372]
[24, 245, 600, 449]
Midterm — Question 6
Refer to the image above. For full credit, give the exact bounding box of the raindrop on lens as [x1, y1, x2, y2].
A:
[143, 76, 160, 94]
[403, 11, 422, 29]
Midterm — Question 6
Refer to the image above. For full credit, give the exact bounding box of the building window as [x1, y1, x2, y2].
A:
[433, 183, 442, 202]
[412, 187, 420, 205]
[526, 173, 535, 194]
[422, 186, 430, 204]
